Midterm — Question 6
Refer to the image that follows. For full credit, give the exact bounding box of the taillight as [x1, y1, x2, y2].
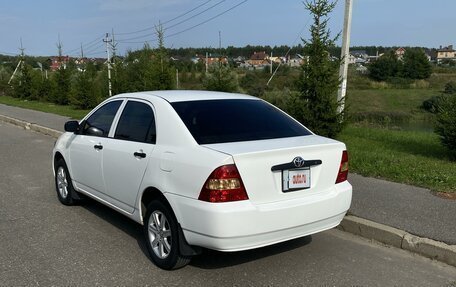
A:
[335, 150, 349, 184]
[198, 164, 249, 203]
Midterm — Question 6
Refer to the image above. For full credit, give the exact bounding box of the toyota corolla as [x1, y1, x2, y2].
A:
[52, 90, 352, 270]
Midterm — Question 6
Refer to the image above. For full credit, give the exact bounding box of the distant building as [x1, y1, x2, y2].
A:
[395, 47, 406, 60]
[195, 53, 228, 66]
[50, 56, 70, 71]
[436, 45, 456, 63]
[248, 51, 269, 67]
[351, 50, 369, 59]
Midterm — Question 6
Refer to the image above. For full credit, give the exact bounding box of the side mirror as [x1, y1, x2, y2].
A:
[86, 126, 104, 137]
[64, 121, 79, 133]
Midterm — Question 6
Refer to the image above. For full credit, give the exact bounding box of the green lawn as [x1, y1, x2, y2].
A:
[338, 125, 456, 193]
[347, 88, 437, 114]
[0, 95, 89, 119]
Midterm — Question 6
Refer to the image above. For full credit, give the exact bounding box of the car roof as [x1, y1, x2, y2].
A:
[110, 90, 258, 103]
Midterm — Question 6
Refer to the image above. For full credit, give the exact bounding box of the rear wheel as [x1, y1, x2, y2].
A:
[144, 200, 191, 270]
[54, 158, 77, 206]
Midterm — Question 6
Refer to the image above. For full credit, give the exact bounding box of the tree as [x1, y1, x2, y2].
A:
[53, 65, 72, 105]
[435, 93, 456, 156]
[368, 50, 400, 81]
[149, 23, 175, 90]
[11, 62, 33, 99]
[71, 62, 100, 109]
[203, 64, 239, 92]
[402, 49, 431, 79]
[288, 0, 343, 138]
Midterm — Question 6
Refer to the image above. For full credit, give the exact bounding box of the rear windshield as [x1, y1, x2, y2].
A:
[171, 99, 311, 144]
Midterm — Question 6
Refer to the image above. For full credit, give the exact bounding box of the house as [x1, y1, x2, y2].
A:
[288, 54, 304, 67]
[347, 53, 357, 64]
[195, 53, 228, 66]
[50, 55, 70, 71]
[395, 47, 406, 60]
[247, 51, 269, 67]
[436, 45, 456, 63]
[351, 50, 369, 59]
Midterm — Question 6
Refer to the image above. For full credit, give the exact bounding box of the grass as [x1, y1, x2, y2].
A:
[338, 125, 456, 193]
[0, 95, 89, 119]
[347, 88, 437, 114]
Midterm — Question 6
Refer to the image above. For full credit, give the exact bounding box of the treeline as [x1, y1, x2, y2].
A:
[368, 49, 432, 81]
[6, 42, 177, 109]
[0, 45, 438, 69]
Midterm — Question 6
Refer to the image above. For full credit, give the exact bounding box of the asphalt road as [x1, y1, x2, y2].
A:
[0, 122, 455, 286]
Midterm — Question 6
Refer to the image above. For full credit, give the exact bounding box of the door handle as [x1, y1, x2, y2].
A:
[94, 144, 103, 150]
[134, 152, 147, 158]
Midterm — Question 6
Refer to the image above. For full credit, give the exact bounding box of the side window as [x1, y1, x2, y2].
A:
[82, 100, 122, 137]
[114, 101, 156, 144]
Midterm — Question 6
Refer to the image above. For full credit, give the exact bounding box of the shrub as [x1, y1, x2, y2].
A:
[422, 96, 442, 113]
[435, 94, 456, 155]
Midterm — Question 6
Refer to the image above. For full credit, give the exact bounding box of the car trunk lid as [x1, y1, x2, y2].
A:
[203, 135, 346, 204]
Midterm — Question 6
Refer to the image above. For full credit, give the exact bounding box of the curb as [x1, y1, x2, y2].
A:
[338, 215, 456, 267]
[0, 114, 62, 138]
[1, 114, 455, 268]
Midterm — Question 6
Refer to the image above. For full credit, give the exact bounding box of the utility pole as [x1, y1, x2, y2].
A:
[103, 33, 113, 97]
[218, 31, 222, 67]
[176, 69, 179, 89]
[111, 28, 118, 65]
[8, 38, 25, 85]
[337, 0, 353, 116]
[80, 43, 84, 59]
[205, 52, 208, 73]
[270, 51, 273, 74]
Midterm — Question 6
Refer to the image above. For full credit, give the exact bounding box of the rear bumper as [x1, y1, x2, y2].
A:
[167, 181, 352, 252]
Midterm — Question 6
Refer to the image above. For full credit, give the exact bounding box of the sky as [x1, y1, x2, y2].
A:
[0, 0, 455, 57]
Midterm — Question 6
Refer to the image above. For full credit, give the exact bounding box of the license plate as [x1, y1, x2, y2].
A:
[282, 168, 311, 192]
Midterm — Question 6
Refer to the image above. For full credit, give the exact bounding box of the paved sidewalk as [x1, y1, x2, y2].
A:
[349, 174, 455, 245]
[1, 103, 455, 262]
[0, 104, 71, 132]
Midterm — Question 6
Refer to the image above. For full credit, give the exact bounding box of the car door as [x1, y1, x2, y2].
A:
[102, 100, 156, 213]
[68, 100, 123, 195]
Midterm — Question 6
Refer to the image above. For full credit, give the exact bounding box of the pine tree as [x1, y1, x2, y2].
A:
[149, 23, 174, 90]
[71, 62, 99, 109]
[203, 64, 239, 93]
[402, 49, 432, 80]
[12, 62, 33, 99]
[53, 65, 71, 105]
[288, 0, 343, 138]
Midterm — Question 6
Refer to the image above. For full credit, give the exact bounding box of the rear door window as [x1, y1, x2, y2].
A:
[171, 99, 311, 144]
[114, 101, 156, 144]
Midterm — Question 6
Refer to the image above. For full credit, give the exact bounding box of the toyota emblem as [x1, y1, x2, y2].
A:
[292, 156, 305, 168]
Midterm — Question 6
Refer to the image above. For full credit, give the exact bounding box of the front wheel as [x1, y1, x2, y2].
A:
[54, 158, 77, 206]
[144, 200, 191, 270]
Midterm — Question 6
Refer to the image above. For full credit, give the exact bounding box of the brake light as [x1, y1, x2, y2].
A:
[198, 164, 248, 203]
[335, 150, 349, 184]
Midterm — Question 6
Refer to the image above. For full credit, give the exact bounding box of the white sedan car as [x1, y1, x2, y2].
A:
[53, 90, 351, 269]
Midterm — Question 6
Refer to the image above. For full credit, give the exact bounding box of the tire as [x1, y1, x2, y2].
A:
[54, 158, 77, 206]
[144, 200, 191, 270]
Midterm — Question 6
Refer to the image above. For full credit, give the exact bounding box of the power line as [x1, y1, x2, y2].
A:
[66, 34, 104, 55]
[267, 18, 311, 86]
[83, 43, 105, 55]
[117, 0, 248, 44]
[115, 0, 213, 36]
[116, 0, 226, 42]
